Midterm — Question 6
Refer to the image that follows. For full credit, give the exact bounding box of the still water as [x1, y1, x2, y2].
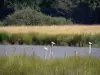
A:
[0, 45, 100, 58]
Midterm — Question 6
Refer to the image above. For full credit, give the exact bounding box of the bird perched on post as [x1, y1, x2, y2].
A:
[89, 42, 92, 45]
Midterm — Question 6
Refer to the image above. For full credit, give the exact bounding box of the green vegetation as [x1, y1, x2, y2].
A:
[4, 8, 72, 25]
[0, 32, 100, 47]
[0, 0, 100, 25]
[0, 55, 100, 75]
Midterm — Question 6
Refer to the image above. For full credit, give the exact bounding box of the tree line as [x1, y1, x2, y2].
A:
[0, 0, 100, 25]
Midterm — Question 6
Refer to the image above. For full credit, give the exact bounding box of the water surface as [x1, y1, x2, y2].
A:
[0, 45, 100, 58]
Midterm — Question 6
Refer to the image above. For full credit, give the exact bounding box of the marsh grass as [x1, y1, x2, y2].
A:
[0, 32, 100, 47]
[0, 25, 100, 46]
[0, 55, 100, 75]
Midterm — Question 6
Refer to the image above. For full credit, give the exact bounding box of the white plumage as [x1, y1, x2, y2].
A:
[44, 47, 48, 51]
[51, 41, 55, 45]
[89, 42, 92, 45]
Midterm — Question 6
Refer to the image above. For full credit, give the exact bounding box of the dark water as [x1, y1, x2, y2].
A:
[0, 45, 100, 58]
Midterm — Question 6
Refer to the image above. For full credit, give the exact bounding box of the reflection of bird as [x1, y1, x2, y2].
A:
[89, 42, 92, 45]
[51, 41, 55, 45]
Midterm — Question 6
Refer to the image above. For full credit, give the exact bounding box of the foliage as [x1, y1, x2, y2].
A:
[4, 8, 72, 25]
[0, 0, 100, 24]
[0, 21, 4, 26]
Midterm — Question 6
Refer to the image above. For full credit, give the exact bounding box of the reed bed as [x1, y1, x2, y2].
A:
[0, 32, 100, 47]
[0, 55, 100, 75]
[0, 25, 100, 47]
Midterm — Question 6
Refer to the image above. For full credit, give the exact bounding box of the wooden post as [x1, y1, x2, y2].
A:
[32, 48, 35, 57]
[49, 49, 51, 59]
[65, 52, 67, 57]
[51, 51, 53, 59]
[74, 51, 78, 56]
[51, 44, 53, 58]
[5, 50, 7, 56]
[44, 47, 49, 59]
[32, 51, 35, 57]
[13, 47, 16, 55]
[24, 48, 26, 56]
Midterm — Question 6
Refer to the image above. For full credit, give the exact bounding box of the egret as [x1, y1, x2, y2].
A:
[44, 47, 48, 59]
[49, 41, 55, 58]
[89, 42, 92, 45]
[51, 41, 55, 45]
[44, 47, 48, 51]
[89, 42, 92, 55]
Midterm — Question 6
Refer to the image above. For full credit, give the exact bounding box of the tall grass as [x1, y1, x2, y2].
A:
[0, 55, 100, 75]
[0, 25, 100, 34]
[0, 32, 100, 47]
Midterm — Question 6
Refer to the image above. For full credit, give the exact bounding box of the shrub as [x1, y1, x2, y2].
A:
[4, 8, 73, 25]
[0, 32, 10, 44]
[0, 21, 5, 26]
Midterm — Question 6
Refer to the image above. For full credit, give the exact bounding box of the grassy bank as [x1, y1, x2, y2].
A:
[0, 32, 100, 47]
[0, 55, 100, 75]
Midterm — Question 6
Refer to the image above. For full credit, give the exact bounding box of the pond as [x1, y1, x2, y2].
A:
[0, 45, 100, 58]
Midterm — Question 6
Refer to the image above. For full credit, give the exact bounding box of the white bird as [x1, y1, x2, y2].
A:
[88, 42, 92, 55]
[44, 47, 48, 51]
[44, 47, 49, 59]
[89, 42, 92, 45]
[51, 41, 55, 45]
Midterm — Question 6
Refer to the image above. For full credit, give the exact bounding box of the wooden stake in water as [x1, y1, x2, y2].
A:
[89, 42, 92, 55]
[32, 48, 35, 57]
[74, 51, 78, 56]
[65, 52, 67, 57]
[24, 48, 26, 56]
[13, 47, 16, 55]
[5, 49, 7, 56]
[49, 49, 51, 59]
[51, 51, 54, 58]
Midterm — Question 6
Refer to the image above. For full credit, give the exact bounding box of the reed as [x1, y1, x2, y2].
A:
[0, 32, 100, 47]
